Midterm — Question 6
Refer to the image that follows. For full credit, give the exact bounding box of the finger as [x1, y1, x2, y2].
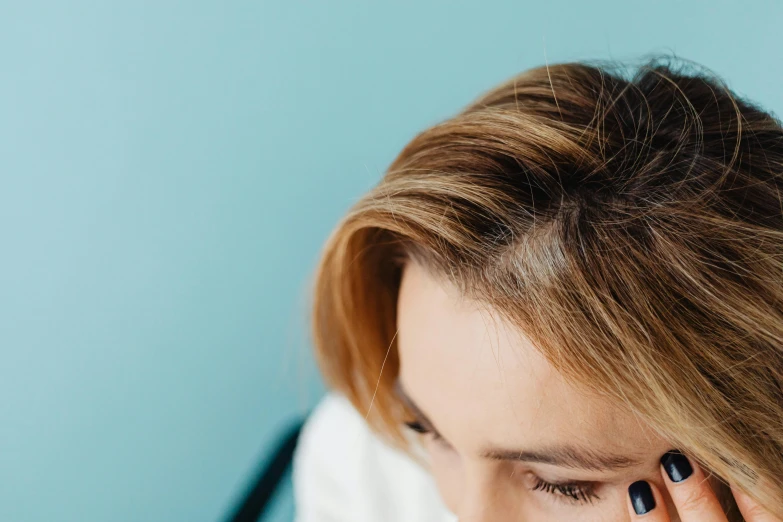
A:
[660, 450, 728, 522]
[627, 480, 670, 521]
[731, 482, 781, 522]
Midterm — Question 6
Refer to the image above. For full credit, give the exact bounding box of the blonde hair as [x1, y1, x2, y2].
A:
[310, 54, 783, 519]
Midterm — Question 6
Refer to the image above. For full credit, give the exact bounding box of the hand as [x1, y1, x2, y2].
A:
[626, 450, 780, 521]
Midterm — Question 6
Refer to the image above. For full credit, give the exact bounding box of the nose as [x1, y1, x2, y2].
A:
[455, 470, 519, 521]
[457, 496, 513, 522]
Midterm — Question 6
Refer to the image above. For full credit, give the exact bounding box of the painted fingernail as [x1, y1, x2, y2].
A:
[661, 449, 693, 483]
[629, 480, 656, 515]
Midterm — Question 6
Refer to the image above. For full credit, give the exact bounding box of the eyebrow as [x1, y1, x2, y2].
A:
[393, 378, 642, 472]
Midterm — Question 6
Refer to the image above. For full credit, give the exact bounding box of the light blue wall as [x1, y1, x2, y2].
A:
[1, 1, 780, 521]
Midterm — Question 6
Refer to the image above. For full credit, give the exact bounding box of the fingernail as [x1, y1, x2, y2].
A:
[629, 480, 656, 515]
[660, 449, 693, 483]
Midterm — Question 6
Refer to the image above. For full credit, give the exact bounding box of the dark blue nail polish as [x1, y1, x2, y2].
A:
[661, 449, 693, 482]
[629, 480, 656, 515]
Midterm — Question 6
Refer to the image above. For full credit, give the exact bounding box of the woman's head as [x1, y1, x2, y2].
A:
[310, 54, 783, 520]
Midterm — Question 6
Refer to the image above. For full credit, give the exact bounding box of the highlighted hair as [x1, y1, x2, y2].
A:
[311, 54, 783, 519]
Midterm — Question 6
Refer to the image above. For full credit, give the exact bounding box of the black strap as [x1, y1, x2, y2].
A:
[224, 418, 306, 522]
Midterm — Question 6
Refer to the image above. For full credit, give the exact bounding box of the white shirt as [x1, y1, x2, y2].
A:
[292, 392, 458, 522]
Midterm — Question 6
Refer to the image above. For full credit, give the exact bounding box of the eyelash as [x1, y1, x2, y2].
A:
[405, 421, 445, 442]
[405, 421, 442, 438]
[404, 421, 600, 505]
[531, 477, 600, 505]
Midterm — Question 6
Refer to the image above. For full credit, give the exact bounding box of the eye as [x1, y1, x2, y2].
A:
[404, 421, 447, 445]
[531, 476, 600, 505]
[404, 421, 430, 434]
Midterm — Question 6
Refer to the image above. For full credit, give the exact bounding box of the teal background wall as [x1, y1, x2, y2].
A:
[1, 1, 780, 521]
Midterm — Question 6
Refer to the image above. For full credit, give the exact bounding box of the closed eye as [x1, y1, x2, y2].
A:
[531, 476, 600, 505]
[405, 420, 602, 506]
[404, 420, 429, 434]
[404, 420, 446, 444]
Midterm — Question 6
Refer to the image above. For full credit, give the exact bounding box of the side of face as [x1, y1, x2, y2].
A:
[395, 260, 686, 521]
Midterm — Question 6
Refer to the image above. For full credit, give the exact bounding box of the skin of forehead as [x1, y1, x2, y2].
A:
[396, 260, 669, 471]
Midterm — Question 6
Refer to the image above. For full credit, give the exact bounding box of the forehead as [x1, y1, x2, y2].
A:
[395, 261, 663, 462]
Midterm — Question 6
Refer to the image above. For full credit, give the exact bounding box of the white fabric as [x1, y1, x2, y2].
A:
[292, 392, 458, 522]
